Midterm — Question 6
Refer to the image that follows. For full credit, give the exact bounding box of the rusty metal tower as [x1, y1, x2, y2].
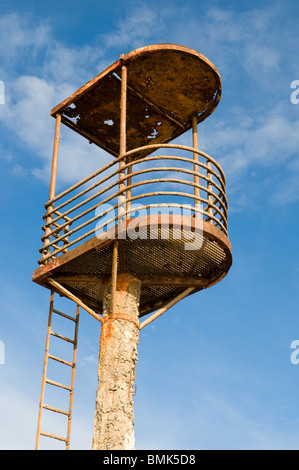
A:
[33, 44, 232, 450]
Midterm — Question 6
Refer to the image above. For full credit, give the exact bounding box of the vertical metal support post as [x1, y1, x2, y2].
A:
[118, 64, 127, 233]
[43, 114, 62, 259]
[49, 114, 62, 200]
[35, 290, 54, 450]
[192, 116, 200, 220]
[110, 240, 118, 315]
[118, 63, 127, 270]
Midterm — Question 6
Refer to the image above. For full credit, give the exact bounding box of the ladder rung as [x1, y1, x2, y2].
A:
[46, 378, 72, 391]
[40, 431, 68, 443]
[42, 404, 70, 416]
[50, 331, 75, 344]
[53, 309, 77, 322]
[48, 354, 73, 367]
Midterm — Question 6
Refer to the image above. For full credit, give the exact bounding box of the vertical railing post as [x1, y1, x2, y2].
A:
[192, 116, 200, 220]
[207, 160, 213, 224]
[42, 114, 62, 259]
[126, 156, 132, 221]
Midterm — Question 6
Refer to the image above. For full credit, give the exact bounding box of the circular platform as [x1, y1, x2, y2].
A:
[33, 216, 232, 317]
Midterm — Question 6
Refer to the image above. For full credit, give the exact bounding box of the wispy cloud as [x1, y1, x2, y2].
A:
[0, 3, 298, 205]
[102, 3, 181, 51]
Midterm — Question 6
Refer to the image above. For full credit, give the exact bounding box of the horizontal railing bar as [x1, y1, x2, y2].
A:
[124, 191, 228, 233]
[125, 172, 227, 212]
[130, 155, 225, 189]
[54, 210, 72, 222]
[123, 143, 226, 186]
[39, 202, 207, 263]
[43, 175, 225, 244]
[44, 154, 226, 226]
[118, 166, 227, 207]
[43, 177, 123, 232]
[42, 173, 227, 242]
[45, 145, 225, 210]
[123, 177, 227, 216]
[42, 196, 120, 244]
[45, 150, 128, 207]
[39, 143, 229, 264]
[43, 210, 72, 223]
[39, 199, 226, 263]
[40, 183, 227, 252]
[41, 191, 227, 259]
[45, 166, 121, 220]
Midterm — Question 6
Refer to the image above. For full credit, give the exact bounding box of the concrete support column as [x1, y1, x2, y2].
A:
[93, 273, 141, 450]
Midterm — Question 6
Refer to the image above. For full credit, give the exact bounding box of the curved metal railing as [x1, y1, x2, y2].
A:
[39, 144, 228, 264]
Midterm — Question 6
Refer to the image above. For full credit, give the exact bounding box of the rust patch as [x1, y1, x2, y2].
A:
[51, 44, 221, 160]
[101, 319, 116, 344]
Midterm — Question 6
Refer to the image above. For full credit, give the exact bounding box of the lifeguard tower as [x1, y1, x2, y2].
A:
[33, 44, 232, 450]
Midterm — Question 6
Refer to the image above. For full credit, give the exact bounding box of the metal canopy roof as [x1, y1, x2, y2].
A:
[51, 44, 221, 159]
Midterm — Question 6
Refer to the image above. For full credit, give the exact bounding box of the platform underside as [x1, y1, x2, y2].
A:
[33, 217, 232, 317]
[51, 44, 221, 161]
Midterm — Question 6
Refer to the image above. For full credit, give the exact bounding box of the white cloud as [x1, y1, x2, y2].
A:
[0, 13, 51, 75]
[2, 75, 56, 152]
[104, 5, 164, 50]
[0, 4, 298, 207]
[198, 100, 299, 200]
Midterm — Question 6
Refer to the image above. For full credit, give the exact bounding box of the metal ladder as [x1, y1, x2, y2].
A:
[35, 290, 80, 450]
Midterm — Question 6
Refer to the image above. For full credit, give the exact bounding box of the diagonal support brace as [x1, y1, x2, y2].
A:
[48, 278, 103, 323]
[139, 287, 196, 330]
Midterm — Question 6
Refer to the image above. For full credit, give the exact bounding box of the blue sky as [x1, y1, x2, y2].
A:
[0, 0, 299, 450]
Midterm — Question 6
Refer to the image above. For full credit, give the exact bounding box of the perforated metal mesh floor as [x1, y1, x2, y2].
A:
[34, 223, 232, 317]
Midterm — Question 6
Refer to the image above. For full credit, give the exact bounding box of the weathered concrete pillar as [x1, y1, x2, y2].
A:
[93, 273, 141, 450]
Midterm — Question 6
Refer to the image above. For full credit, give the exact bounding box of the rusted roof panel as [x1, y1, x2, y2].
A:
[51, 44, 221, 159]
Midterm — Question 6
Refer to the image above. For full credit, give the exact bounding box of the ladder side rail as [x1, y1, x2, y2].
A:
[35, 290, 55, 450]
[66, 305, 80, 450]
[35, 294, 80, 450]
